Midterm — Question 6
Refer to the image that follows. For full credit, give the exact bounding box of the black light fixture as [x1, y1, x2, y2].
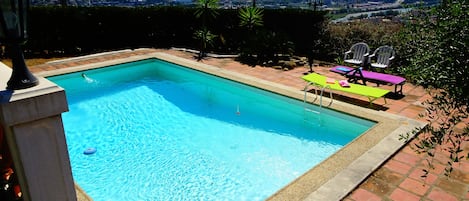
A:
[0, 0, 38, 90]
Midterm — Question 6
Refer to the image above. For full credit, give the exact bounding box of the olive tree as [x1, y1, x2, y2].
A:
[398, 0, 468, 177]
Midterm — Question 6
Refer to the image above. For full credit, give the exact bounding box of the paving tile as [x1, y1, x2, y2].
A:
[433, 151, 453, 165]
[455, 121, 468, 133]
[384, 159, 412, 175]
[415, 160, 446, 176]
[393, 151, 422, 166]
[401, 84, 417, 94]
[359, 168, 403, 197]
[399, 178, 431, 196]
[376, 167, 405, 182]
[389, 188, 421, 201]
[400, 145, 418, 155]
[389, 100, 411, 108]
[384, 106, 404, 115]
[349, 189, 382, 201]
[409, 168, 438, 185]
[398, 105, 425, 119]
[435, 177, 467, 197]
[426, 188, 459, 201]
[407, 86, 428, 97]
[429, 162, 447, 175]
[449, 169, 469, 184]
[460, 143, 469, 155]
[55, 63, 69, 68]
[455, 160, 469, 173]
[402, 94, 421, 104]
[417, 94, 433, 104]
[46, 66, 59, 71]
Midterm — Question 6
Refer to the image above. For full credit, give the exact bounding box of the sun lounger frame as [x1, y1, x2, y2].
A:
[330, 66, 406, 95]
[302, 73, 389, 106]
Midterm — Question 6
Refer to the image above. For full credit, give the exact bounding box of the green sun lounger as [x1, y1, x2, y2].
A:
[302, 73, 389, 105]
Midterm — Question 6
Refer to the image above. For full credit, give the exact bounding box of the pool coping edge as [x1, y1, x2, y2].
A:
[38, 51, 427, 201]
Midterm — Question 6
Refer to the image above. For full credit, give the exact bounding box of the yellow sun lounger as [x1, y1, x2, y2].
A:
[302, 73, 389, 105]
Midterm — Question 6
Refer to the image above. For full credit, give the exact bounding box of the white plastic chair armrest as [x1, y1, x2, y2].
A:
[344, 51, 352, 60]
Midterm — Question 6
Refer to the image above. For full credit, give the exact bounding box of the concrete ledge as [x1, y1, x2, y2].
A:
[0, 63, 68, 126]
[0, 62, 77, 201]
[304, 114, 424, 200]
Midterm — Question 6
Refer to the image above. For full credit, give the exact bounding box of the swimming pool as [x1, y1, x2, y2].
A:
[48, 58, 375, 200]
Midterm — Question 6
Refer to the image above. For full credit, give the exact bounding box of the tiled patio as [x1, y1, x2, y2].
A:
[30, 48, 469, 200]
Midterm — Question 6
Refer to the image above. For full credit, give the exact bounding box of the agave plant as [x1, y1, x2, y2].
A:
[193, 28, 217, 60]
[194, 0, 219, 60]
[239, 6, 264, 31]
[238, 6, 266, 65]
[194, 0, 219, 24]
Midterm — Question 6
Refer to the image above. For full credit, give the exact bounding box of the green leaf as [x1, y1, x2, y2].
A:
[239, 7, 264, 30]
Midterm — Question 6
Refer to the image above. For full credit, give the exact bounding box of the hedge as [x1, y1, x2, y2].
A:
[25, 6, 327, 58]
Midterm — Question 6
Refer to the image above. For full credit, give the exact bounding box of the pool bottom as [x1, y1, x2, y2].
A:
[37, 51, 425, 201]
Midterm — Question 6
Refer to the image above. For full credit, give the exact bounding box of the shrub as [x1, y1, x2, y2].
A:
[397, 1, 468, 177]
[324, 20, 402, 63]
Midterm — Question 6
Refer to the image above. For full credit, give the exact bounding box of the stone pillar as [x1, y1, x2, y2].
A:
[0, 64, 77, 201]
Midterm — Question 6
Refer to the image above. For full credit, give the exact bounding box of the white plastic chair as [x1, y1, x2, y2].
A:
[343, 42, 370, 66]
[368, 45, 395, 69]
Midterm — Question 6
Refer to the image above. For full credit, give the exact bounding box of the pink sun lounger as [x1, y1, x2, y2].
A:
[330, 66, 406, 94]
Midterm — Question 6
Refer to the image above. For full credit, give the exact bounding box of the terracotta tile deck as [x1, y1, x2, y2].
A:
[29, 48, 469, 200]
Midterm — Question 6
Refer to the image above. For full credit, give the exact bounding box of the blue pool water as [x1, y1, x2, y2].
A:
[48, 59, 375, 201]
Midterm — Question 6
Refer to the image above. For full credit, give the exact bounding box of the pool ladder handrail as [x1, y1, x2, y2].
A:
[303, 82, 334, 112]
